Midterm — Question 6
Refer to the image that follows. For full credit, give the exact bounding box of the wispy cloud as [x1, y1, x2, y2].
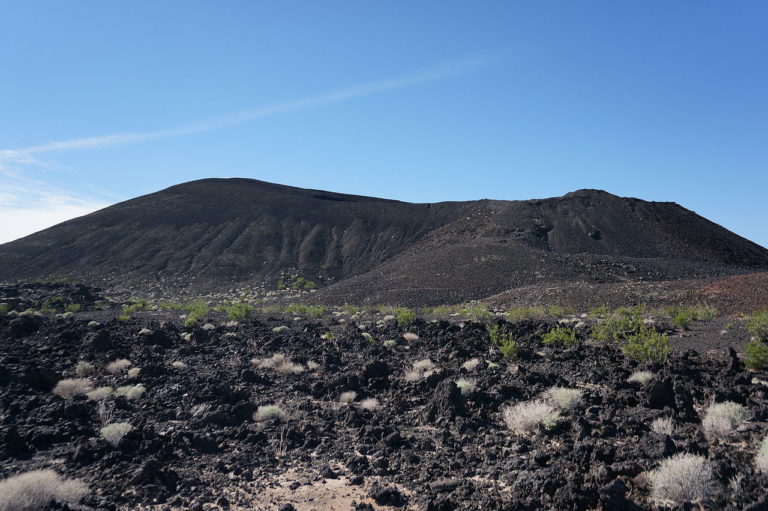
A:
[0, 54, 499, 159]
[0, 54, 502, 243]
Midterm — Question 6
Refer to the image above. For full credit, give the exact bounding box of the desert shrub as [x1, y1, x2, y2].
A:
[100, 422, 133, 446]
[0, 469, 87, 511]
[702, 401, 750, 438]
[666, 306, 694, 329]
[339, 391, 357, 404]
[383, 340, 397, 348]
[272, 325, 290, 334]
[171, 361, 187, 371]
[649, 453, 715, 503]
[53, 378, 93, 399]
[487, 324, 519, 358]
[591, 306, 644, 342]
[405, 359, 437, 381]
[0, 303, 8, 315]
[755, 434, 768, 472]
[75, 361, 95, 377]
[394, 307, 416, 326]
[456, 379, 476, 396]
[106, 359, 132, 374]
[748, 309, 768, 341]
[588, 305, 609, 318]
[218, 302, 253, 321]
[126, 367, 141, 379]
[651, 417, 675, 436]
[284, 304, 325, 318]
[87, 387, 113, 401]
[255, 354, 303, 374]
[457, 304, 492, 321]
[118, 315, 131, 322]
[506, 306, 546, 322]
[745, 340, 768, 370]
[622, 327, 670, 363]
[546, 387, 583, 409]
[462, 358, 482, 371]
[254, 404, 287, 422]
[307, 360, 320, 371]
[361, 332, 375, 344]
[503, 400, 560, 434]
[627, 370, 653, 385]
[542, 326, 578, 347]
[63, 303, 81, 313]
[183, 299, 209, 328]
[158, 301, 185, 311]
[115, 384, 146, 400]
[402, 332, 419, 342]
[360, 398, 381, 411]
[122, 298, 148, 315]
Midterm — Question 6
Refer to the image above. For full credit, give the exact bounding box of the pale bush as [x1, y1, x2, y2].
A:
[115, 384, 146, 400]
[86, 387, 113, 401]
[339, 391, 357, 404]
[126, 367, 141, 379]
[255, 353, 287, 369]
[702, 401, 750, 438]
[405, 359, 437, 381]
[272, 325, 289, 333]
[383, 340, 397, 348]
[138, 328, 151, 335]
[651, 417, 675, 436]
[649, 453, 715, 503]
[546, 387, 583, 409]
[170, 361, 187, 371]
[254, 404, 287, 422]
[105, 359, 132, 374]
[627, 370, 653, 385]
[456, 379, 476, 396]
[0, 469, 87, 511]
[100, 422, 133, 446]
[202, 323, 215, 331]
[503, 400, 560, 434]
[462, 358, 482, 371]
[307, 360, 320, 371]
[755, 434, 768, 472]
[403, 332, 419, 342]
[275, 360, 304, 375]
[360, 398, 381, 411]
[75, 361, 95, 377]
[52, 378, 93, 399]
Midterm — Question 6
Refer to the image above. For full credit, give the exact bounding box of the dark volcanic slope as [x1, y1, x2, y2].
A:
[0, 179, 766, 301]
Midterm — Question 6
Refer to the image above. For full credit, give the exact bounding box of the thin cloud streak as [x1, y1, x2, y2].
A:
[0, 54, 500, 159]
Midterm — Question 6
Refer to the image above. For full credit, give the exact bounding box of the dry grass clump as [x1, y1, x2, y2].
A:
[75, 361, 95, 377]
[254, 404, 287, 422]
[462, 358, 482, 371]
[126, 367, 141, 379]
[755, 434, 768, 472]
[0, 469, 87, 511]
[503, 400, 560, 434]
[254, 354, 304, 375]
[339, 391, 357, 404]
[170, 361, 187, 371]
[402, 332, 419, 342]
[648, 453, 715, 503]
[651, 417, 675, 436]
[105, 359, 132, 374]
[86, 386, 113, 401]
[455, 379, 476, 396]
[546, 387, 583, 409]
[52, 378, 93, 399]
[702, 401, 750, 438]
[115, 384, 146, 401]
[360, 398, 381, 411]
[627, 370, 653, 385]
[100, 422, 133, 446]
[405, 358, 438, 381]
[307, 360, 320, 371]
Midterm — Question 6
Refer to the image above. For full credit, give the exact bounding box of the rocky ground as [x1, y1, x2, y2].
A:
[1, 283, 768, 510]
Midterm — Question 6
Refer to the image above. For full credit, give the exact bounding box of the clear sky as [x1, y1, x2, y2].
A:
[1, 1, 766, 246]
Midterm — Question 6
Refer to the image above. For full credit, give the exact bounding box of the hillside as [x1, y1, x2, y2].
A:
[0, 179, 766, 303]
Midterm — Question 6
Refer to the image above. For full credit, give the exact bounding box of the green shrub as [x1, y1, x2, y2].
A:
[506, 306, 546, 322]
[748, 309, 768, 342]
[591, 306, 644, 342]
[183, 299, 209, 328]
[158, 301, 185, 311]
[622, 327, 670, 363]
[63, 303, 81, 313]
[123, 298, 148, 315]
[362, 332, 375, 344]
[118, 315, 131, 322]
[588, 305, 609, 318]
[665, 305, 717, 329]
[459, 304, 492, 321]
[745, 340, 768, 370]
[0, 303, 7, 315]
[542, 326, 578, 347]
[487, 324, 519, 358]
[216, 302, 252, 321]
[394, 307, 416, 326]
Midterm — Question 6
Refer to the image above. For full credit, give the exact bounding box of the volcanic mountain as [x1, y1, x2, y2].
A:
[0, 178, 766, 304]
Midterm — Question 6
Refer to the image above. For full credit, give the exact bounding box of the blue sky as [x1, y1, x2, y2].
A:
[1, 1, 766, 246]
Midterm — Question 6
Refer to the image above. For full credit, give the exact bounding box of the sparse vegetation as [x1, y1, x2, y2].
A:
[183, 299, 209, 328]
[255, 353, 304, 375]
[360, 398, 381, 411]
[394, 307, 415, 325]
[75, 361, 95, 377]
[87, 386, 113, 401]
[456, 378, 476, 396]
[403, 332, 419, 342]
[115, 384, 146, 400]
[362, 332, 375, 344]
[284, 304, 325, 317]
[106, 359, 132, 374]
[339, 391, 357, 404]
[664, 304, 717, 330]
[53, 378, 93, 399]
[546, 387, 583, 409]
[503, 400, 560, 434]
[622, 327, 670, 363]
[254, 404, 287, 422]
[487, 324, 519, 358]
[702, 401, 750, 438]
[745, 340, 768, 370]
[405, 359, 438, 381]
[627, 370, 653, 385]
[651, 417, 675, 436]
[0, 469, 87, 510]
[171, 361, 187, 371]
[462, 358, 482, 371]
[747, 308, 768, 341]
[755, 434, 768, 473]
[591, 305, 645, 342]
[272, 325, 290, 334]
[100, 422, 134, 446]
[126, 367, 141, 379]
[648, 453, 715, 503]
[123, 298, 148, 315]
[541, 326, 578, 347]
[215, 302, 253, 321]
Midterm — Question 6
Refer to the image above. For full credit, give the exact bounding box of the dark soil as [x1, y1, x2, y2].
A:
[2, 283, 768, 510]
